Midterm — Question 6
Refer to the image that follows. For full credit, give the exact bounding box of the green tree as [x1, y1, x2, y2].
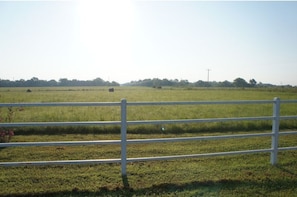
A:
[249, 79, 257, 87]
[233, 77, 249, 88]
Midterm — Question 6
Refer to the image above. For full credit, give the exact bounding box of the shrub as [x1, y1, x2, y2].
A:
[0, 129, 14, 143]
[0, 107, 17, 143]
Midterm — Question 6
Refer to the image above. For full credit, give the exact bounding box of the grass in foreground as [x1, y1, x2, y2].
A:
[0, 153, 296, 196]
[1, 87, 297, 196]
[0, 133, 296, 196]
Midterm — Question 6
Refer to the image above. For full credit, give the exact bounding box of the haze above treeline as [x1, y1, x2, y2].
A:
[0, 77, 295, 88]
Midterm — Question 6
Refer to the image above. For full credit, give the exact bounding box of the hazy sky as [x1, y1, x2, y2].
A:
[0, 0, 296, 85]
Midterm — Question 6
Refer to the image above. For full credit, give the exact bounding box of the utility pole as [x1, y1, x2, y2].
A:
[207, 69, 211, 82]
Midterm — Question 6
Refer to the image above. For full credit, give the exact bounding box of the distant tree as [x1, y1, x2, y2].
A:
[152, 78, 161, 87]
[59, 78, 70, 86]
[0, 77, 119, 87]
[249, 79, 257, 87]
[15, 79, 26, 87]
[110, 81, 119, 86]
[179, 80, 189, 86]
[219, 80, 233, 87]
[161, 78, 173, 86]
[233, 77, 249, 88]
[0, 79, 12, 87]
[31, 77, 39, 82]
[48, 79, 58, 86]
[194, 80, 210, 87]
[26, 77, 40, 86]
[93, 78, 104, 86]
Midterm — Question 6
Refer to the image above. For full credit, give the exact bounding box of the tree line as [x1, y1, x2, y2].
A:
[0, 77, 119, 87]
[123, 77, 281, 88]
[0, 77, 292, 88]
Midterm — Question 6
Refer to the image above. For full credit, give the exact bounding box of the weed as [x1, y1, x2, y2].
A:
[0, 107, 20, 143]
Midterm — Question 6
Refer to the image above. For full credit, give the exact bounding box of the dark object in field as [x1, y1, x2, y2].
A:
[108, 88, 114, 92]
[26, 89, 32, 93]
[152, 86, 162, 89]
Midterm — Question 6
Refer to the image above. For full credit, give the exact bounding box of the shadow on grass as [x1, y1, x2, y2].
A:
[2, 176, 296, 197]
[276, 164, 297, 176]
[14, 123, 277, 135]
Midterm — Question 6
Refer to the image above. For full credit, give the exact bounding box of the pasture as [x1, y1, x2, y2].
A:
[0, 86, 297, 196]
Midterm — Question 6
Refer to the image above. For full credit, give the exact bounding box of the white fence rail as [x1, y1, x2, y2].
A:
[1, 97, 297, 176]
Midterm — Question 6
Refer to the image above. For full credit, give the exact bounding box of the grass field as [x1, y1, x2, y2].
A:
[0, 86, 297, 196]
[1, 86, 297, 134]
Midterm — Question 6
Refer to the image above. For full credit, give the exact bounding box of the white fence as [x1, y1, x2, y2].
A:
[1, 97, 297, 176]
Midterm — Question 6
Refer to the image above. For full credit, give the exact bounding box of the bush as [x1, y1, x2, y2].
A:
[0, 107, 16, 143]
[0, 129, 14, 143]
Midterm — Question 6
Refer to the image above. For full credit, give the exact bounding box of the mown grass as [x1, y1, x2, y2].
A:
[0, 87, 297, 196]
[1, 133, 297, 196]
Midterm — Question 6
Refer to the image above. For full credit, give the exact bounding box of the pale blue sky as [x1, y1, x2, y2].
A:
[0, 1, 296, 85]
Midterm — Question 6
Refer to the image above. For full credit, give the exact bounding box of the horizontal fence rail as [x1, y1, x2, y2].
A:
[127, 100, 274, 106]
[127, 116, 274, 125]
[0, 102, 121, 107]
[0, 121, 121, 128]
[0, 98, 297, 176]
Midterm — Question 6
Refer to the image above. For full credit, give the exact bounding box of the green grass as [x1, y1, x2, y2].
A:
[1, 86, 297, 103]
[0, 132, 297, 196]
[0, 86, 297, 196]
[1, 86, 297, 134]
[0, 133, 297, 196]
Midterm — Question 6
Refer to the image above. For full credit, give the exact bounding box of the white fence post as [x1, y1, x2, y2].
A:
[271, 97, 280, 165]
[121, 99, 127, 176]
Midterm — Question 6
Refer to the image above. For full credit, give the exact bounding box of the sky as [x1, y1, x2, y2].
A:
[0, 0, 296, 86]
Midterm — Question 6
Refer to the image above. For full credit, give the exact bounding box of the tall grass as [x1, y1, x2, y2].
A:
[1, 86, 297, 134]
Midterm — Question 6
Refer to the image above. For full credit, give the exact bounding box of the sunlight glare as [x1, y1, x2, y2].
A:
[76, 0, 134, 73]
